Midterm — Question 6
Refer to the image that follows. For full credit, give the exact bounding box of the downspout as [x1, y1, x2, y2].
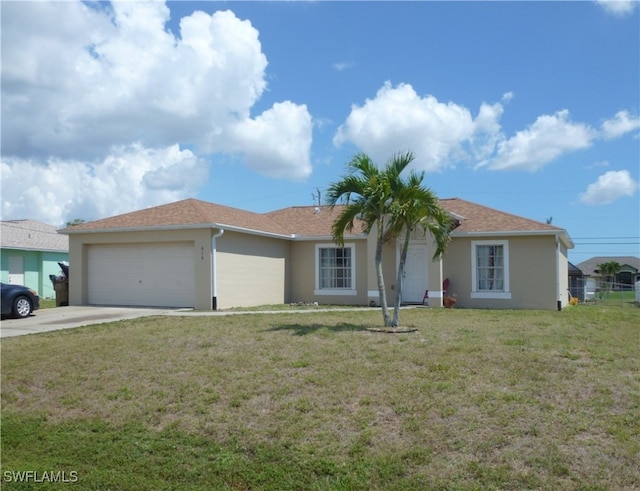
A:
[212, 228, 225, 310]
[556, 235, 561, 311]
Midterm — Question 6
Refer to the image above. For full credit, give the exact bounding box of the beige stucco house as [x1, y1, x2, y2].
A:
[61, 197, 573, 311]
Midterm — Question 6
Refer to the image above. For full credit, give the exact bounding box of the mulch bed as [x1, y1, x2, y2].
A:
[367, 327, 418, 333]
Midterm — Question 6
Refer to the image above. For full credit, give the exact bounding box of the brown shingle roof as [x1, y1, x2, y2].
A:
[61, 197, 568, 241]
[61, 199, 291, 236]
[440, 198, 563, 234]
[265, 206, 366, 237]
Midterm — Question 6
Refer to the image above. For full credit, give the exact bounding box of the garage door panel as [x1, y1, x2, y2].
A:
[88, 243, 195, 307]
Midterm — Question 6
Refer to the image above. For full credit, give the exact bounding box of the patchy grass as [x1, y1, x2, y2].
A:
[221, 303, 373, 312]
[38, 298, 56, 310]
[588, 289, 637, 308]
[1, 306, 639, 490]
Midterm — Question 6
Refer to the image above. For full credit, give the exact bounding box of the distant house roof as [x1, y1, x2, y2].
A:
[576, 256, 640, 277]
[1, 219, 68, 252]
[568, 261, 583, 276]
[61, 197, 571, 245]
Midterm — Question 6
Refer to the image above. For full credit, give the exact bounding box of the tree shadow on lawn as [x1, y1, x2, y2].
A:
[263, 322, 371, 336]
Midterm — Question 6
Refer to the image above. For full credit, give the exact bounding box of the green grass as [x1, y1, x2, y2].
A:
[38, 298, 56, 310]
[589, 289, 637, 307]
[2, 305, 639, 490]
[221, 303, 372, 312]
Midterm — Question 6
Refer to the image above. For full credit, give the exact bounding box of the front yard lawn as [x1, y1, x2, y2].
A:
[1, 306, 638, 490]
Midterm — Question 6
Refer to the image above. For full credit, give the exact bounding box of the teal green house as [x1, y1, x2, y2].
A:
[1, 219, 69, 299]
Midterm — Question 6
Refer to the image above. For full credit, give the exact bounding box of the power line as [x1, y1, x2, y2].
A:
[571, 252, 640, 254]
[572, 236, 639, 240]
[574, 242, 640, 245]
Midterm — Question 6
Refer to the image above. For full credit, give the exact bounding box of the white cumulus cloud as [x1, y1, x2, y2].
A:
[334, 62, 355, 71]
[1, 1, 313, 223]
[579, 170, 639, 205]
[601, 110, 640, 139]
[219, 101, 313, 180]
[334, 83, 637, 176]
[334, 82, 504, 172]
[1, 144, 208, 227]
[477, 110, 596, 171]
[595, 0, 638, 16]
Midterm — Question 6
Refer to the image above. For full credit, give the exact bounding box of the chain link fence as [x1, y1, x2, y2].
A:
[569, 277, 639, 308]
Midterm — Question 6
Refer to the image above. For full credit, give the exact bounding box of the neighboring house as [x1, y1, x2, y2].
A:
[576, 256, 640, 291]
[60, 197, 573, 311]
[1, 219, 69, 298]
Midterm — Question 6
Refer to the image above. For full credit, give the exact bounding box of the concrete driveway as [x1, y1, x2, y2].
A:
[0, 306, 175, 338]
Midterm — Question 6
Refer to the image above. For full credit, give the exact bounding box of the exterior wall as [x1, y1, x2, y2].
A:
[0, 248, 69, 298]
[215, 232, 290, 309]
[557, 241, 569, 308]
[426, 253, 444, 307]
[289, 239, 369, 305]
[443, 235, 562, 310]
[68, 229, 214, 310]
[66, 225, 570, 311]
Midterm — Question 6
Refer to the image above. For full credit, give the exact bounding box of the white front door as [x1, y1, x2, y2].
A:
[401, 244, 428, 304]
[8, 256, 24, 285]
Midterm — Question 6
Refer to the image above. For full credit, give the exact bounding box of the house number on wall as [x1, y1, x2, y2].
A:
[201, 246, 204, 260]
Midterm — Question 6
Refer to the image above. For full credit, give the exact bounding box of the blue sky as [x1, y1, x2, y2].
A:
[1, 1, 638, 264]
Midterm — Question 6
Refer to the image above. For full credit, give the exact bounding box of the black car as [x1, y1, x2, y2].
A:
[1, 282, 40, 318]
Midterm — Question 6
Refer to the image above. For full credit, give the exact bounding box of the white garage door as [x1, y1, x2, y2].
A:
[88, 243, 195, 307]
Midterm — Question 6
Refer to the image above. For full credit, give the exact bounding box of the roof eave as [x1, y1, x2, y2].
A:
[0, 245, 69, 253]
[61, 222, 294, 240]
[292, 233, 368, 241]
[60, 223, 215, 235]
[451, 229, 574, 248]
[211, 223, 294, 240]
[447, 211, 466, 221]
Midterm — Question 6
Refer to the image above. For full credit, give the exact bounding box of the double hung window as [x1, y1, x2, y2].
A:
[315, 244, 356, 295]
[471, 240, 511, 299]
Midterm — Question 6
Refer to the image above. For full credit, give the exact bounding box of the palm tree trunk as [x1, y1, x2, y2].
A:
[375, 223, 392, 327]
[392, 228, 411, 326]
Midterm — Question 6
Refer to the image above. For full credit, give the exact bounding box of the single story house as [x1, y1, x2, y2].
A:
[61, 197, 573, 311]
[576, 256, 640, 286]
[1, 219, 69, 298]
[576, 256, 640, 295]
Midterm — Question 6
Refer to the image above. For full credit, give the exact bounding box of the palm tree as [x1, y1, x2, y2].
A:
[327, 151, 452, 328]
[598, 261, 621, 291]
[326, 153, 396, 327]
[386, 154, 452, 326]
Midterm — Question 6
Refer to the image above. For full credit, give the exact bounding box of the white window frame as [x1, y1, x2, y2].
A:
[314, 243, 357, 296]
[471, 240, 511, 299]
